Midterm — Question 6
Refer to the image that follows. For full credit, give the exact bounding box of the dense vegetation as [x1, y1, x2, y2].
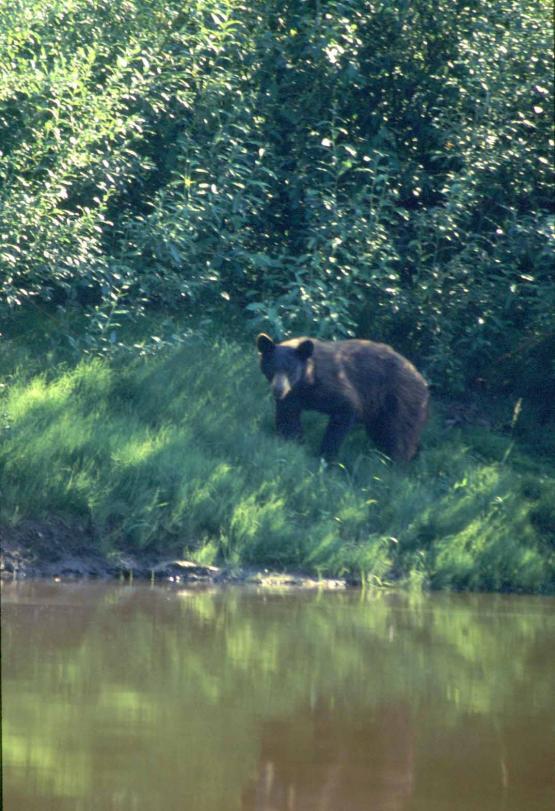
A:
[1, 0, 553, 389]
[0, 1, 553, 590]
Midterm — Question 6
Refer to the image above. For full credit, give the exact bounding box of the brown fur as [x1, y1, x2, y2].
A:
[257, 334, 429, 461]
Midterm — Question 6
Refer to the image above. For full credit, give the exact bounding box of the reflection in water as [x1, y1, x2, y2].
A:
[1, 584, 554, 811]
[243, 703, 413, 811]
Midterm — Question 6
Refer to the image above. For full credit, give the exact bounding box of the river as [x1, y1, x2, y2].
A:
[2, 582, 554, 810]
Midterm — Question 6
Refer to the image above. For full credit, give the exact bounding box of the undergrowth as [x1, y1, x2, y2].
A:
[0, 330, 553, 593]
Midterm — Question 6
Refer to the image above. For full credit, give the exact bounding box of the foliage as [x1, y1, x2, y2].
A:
[0, 0, 553, 393]
[0, 2, 553, 592]
[1, 333, 553, 592]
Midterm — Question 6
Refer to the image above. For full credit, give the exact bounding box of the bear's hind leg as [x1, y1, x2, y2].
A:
[366, 392, 425, 462]
[366, 417, 406, 461]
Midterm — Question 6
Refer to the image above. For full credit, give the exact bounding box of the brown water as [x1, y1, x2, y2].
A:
[1, 583, 554, 811]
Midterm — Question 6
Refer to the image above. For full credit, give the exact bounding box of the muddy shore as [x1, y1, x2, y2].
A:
[0, 520, 352, 589]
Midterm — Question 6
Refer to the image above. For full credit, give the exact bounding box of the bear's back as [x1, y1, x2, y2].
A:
[281, 337, 418, 416]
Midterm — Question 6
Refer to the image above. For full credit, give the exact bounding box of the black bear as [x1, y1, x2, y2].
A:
[256, 333, 429, 461]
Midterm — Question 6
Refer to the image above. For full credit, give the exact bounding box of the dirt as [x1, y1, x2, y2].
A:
[0, 520, 352, 589]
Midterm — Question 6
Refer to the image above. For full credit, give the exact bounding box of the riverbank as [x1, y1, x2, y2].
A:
[1, 325, 554, 594]
[0, 519, 349, 589]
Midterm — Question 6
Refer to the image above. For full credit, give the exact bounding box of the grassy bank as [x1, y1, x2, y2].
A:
[0, 324, 554, 592]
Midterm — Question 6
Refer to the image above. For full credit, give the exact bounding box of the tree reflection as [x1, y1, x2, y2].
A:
[2, 585, 554, 811]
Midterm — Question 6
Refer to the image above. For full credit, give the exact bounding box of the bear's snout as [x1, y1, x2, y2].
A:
[271, 373, 291, 400]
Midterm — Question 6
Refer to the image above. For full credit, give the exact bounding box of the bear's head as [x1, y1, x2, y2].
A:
[256, 333, 314, 400]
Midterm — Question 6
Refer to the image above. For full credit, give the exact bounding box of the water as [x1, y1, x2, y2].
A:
[2, 582, 554, 811]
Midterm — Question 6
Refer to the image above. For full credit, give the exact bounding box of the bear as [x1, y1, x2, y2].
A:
[256, 333, 429, 461]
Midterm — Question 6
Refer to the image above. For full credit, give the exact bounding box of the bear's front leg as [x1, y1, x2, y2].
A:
[320, 409, 356, 458]
[275, 400, 303, 442]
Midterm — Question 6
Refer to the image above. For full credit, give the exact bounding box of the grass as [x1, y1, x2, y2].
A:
[0, 318, 554, 592]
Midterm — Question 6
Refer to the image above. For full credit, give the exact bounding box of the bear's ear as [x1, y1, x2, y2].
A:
[296, 339, 314, 361]
[256, 333, 275, 354]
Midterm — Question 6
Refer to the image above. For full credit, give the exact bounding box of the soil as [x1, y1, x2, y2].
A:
[0, 519, 352, 589]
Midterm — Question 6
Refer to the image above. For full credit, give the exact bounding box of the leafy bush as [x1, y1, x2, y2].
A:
[1, 0, 553, 395]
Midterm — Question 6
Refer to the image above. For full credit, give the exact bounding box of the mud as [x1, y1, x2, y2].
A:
[0, 520, 351, 589]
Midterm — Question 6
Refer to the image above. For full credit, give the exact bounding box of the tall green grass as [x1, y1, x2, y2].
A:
[1, 333, 553, 592]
